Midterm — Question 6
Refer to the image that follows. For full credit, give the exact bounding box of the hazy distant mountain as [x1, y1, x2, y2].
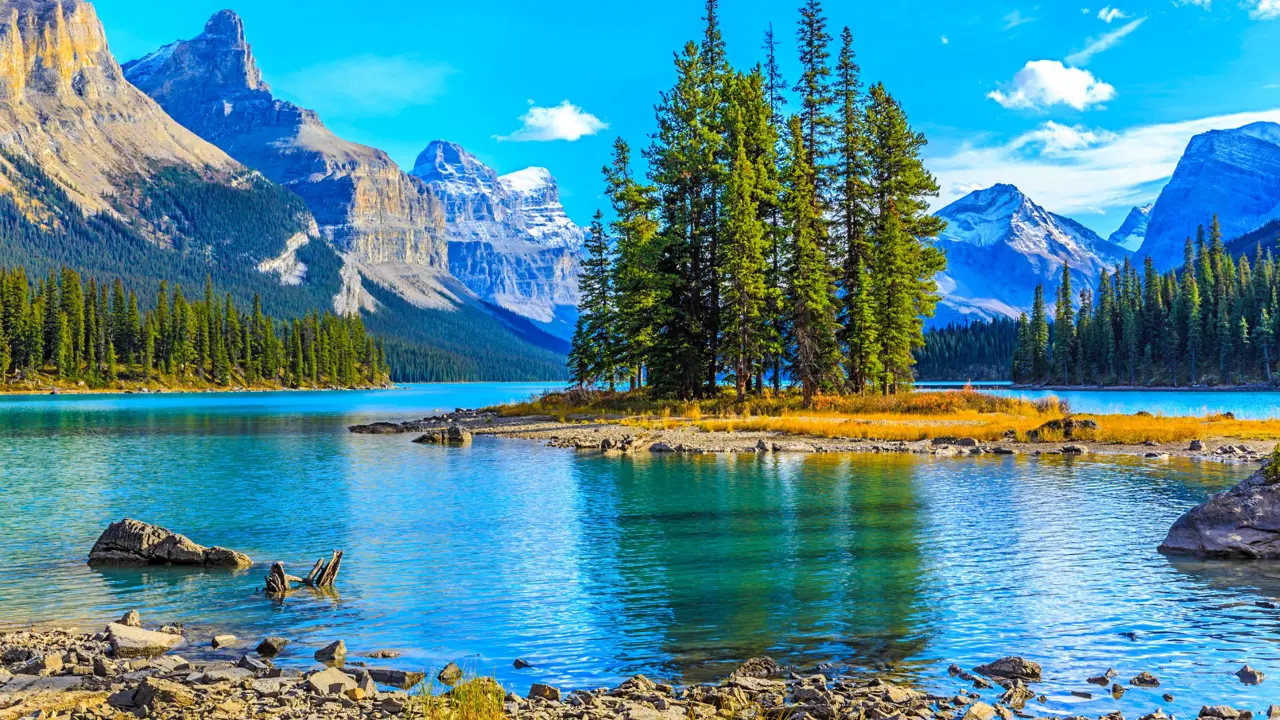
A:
[1107, 204, 1152, 252]
[1136, 122, 1280, 270]
[932, 184, 1127, 324]
[412, 141, 583, 340]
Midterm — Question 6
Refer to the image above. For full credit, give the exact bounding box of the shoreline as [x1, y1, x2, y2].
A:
[351, 411, 1277, 463]
[0, 622, 1255, 719]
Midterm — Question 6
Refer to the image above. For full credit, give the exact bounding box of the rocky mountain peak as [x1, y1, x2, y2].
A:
[1137, 121, 1280, 270]
[0, 0, 123, 102]
[412, 141, 499, 191]
[123, 8, 266, 99]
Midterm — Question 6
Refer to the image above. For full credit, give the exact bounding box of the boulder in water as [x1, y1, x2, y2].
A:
[88, 519, 251, 568]
[1160, 463, 1280, 558]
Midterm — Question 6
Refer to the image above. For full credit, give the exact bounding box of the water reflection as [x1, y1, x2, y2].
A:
[2, 387, 1278, 714]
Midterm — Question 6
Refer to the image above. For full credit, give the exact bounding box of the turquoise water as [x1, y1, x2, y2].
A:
[987, 387, 1280, 419]
[1, 385, 1279, 714]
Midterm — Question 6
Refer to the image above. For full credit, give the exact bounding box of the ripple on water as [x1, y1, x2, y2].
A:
[0, 385, 1271, 713]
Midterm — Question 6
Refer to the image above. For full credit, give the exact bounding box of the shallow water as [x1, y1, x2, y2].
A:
[1, 385, 1277, 714]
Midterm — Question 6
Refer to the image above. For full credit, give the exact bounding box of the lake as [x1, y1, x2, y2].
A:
[1, 384, 1278, 714]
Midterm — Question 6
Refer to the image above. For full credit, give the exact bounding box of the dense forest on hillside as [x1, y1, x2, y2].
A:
[569, 0, 946, 405]
[0, 152, 570, 383]
[0, 264, 388, 390]
[1013, 216, 1280, 387]
[914, 318, 1017, 381]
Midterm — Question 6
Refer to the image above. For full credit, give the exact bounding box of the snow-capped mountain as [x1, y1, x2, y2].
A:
[412, 141, 584, 339]
[1107, 204, 1152, 251]
[932, 184, 1128, 325]
[1137, 122, 1280, 270]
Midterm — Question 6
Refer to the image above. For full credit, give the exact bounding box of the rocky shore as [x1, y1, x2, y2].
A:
[349, 411, 1275, 463]
[3, 623, 1275, 720]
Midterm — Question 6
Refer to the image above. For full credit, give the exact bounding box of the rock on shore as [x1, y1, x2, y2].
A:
[1159, 463, 1280, 558]
[87, 519, 252, 568]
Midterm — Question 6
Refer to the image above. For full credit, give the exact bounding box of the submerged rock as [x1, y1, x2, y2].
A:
[88, 518, 251, 568]
[348, 422, 407, 434]
[1160, 464, 1280, 558]
[1236, 664, 1265, 684]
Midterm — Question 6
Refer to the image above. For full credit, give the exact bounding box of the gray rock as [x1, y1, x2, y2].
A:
[529, 682, 562, 701]
[973, 656, 1041, 682]
[256, 636, 289, 657]
[437, 661, 463, 685]
[348, 422, 407, 434]
[211, 634, 236, 648]
[133, 677, 195, 708]
[513, 658, 532, 669]
[106, 623, 184, 658]
[1160, 465, 1280, 558]
[307, 666, 357, 695]
[314, 640, 346, 666]
[1236, 664, 1265, 684]
[366, 667, 425, 689]
[237, 654, 270, 673]
[88, 518, 251, 568]
[1190, 439, 1205, 451]
[412, 426, 474, 445]
[1131, 671, 1160, 687]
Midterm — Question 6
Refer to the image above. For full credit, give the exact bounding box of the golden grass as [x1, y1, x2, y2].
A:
[497, 388, 1280, 445]
[410, 666, 505, 720]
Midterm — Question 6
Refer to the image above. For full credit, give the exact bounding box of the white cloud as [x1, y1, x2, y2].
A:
[1066, 17, 1146, 65]
[1097, 5, 1128, 21]
[941, 35, 950, 44]
[1175, 0, 1210, 7]
[987, 60, 1116, 111]
[1253, 0, 1280, 19]
[277, 56, 451, 116]
[929, 108, 1280, 216]
[1012, 121, 1118, 154]
[494, 100, 607, 142]
[1003, 9, 1036, 29]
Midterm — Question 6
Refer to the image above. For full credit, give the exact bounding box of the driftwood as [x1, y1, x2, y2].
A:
[263, 551, 344, 599]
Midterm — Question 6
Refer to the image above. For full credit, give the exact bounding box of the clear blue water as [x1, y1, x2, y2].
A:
[2, 385, 1279, 714]
[986, 387, 1280, 420]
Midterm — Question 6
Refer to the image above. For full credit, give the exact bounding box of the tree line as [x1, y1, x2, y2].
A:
[568, 0, 946, 405]
[914, 317, 1018, 381]
[0, 265, 389, 389]
[1013, 216, 1280, 386]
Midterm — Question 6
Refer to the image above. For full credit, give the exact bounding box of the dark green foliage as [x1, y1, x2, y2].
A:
[0, 264, 387, 389]
[914, 317, 1018, 381]
[566, 1, 948, 403]
[1013, 214, 1280, 386]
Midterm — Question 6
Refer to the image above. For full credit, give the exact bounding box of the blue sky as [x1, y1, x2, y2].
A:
[95, 0, 1280, 237]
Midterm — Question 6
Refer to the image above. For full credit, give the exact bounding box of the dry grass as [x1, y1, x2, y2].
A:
[410, 666, 505, 720]
[497, 387, 1280, 445]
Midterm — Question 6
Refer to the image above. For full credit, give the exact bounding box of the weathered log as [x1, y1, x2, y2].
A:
[304, 559, 324, 585]
[264, 562, 289, 597]
[315, 550, 343, 587]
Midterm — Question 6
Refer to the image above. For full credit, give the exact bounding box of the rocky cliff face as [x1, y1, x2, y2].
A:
[412, 141, 583, 338]
[1106, 204, 1152, 252]
[123, 10, 447, 269]
[1137, 122, 1280, 271]
[0, 0, 238, 214]
[932, 184, 1127, 325]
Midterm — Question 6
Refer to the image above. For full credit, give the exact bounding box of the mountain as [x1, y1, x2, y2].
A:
[411, 141, 583, 339]
[0, 0, 567, 381]
[1107, 204, 1152, 251]
[121, 10, 446, 270]
[1136, 122, 1280, 270]
[0, 0, 342, 317]
[932, 184, 1127, 324]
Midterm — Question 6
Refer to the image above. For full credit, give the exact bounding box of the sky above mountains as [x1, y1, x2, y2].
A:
[94, 0, 1280, 236]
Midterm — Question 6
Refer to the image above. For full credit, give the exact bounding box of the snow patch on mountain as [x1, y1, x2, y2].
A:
[932, 183, 1127, 325]
[1137, 121, 1280, 270]
[1107, 204, 1152, 251]
[411, 141, 584, 337]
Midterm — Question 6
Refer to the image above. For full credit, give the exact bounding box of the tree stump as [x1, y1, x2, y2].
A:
[264, 562, 289, 597]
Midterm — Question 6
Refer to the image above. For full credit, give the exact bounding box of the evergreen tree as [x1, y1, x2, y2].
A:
[1054, 263, 1075, 385]
[782, 115, 841, 406]
[720, 138, 768, 400]
[1030, 285, 1050, 380]
[569, 211, 618, 388]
